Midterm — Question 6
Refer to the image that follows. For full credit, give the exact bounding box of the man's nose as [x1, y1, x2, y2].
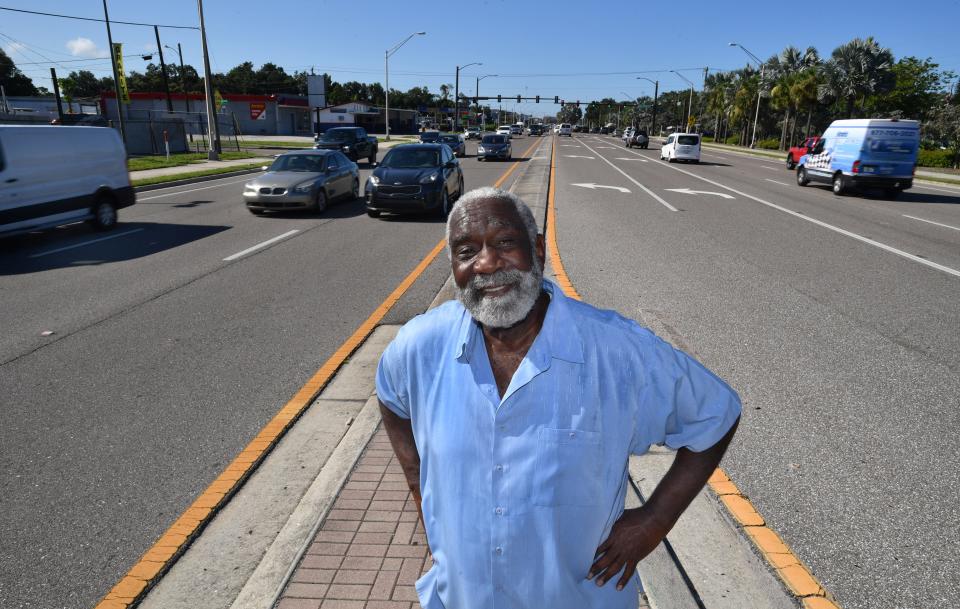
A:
[473, 243, 503, 274]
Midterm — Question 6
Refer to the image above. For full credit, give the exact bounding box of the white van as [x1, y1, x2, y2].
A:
[661, 133, 701, 163]
[0, 125, 134, 237]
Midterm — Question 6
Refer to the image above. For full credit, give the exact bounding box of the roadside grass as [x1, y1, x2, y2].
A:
[238, 140, 314, 149]
[131, 162, 264, 187]
[128, 151, 255, 171]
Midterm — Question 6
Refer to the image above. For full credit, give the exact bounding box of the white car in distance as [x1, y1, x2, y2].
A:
[496, 126, 512, 139]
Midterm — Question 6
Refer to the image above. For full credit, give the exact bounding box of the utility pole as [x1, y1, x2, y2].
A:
[165, 43, 189, 113]
[102, 0, 126, 146]
[454, 61, 481, 131]
[384, 32, 425, 141]
[50, 68, 64, 122]
[154, 25, 173, 112]
[197, 0, 219, 159]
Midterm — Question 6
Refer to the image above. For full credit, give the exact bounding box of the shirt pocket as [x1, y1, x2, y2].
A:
[534, 428, 603, 507]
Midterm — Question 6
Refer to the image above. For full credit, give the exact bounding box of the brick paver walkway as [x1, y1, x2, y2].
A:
[277, 427, 430, 609]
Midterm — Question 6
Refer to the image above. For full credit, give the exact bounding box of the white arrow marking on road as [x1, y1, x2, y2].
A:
[665, 188, 735, 199]
[615, 157, 649, 162]
[596, 146, 617, 149]
[571, 183, 631, 193]
[564, 155, 595, 159]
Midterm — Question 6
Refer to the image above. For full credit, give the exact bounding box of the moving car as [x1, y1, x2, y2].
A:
[495, 126, 513, 138]
[464, 127, 481, 140]
[558, 123, 572, 137]
[660, 133, 701, 163]
[243, 149, 359, 215]
[419, 131, 441, 144]
[528, 124, 544, 136]
[439, 133, 466, 157]
[625, 128, 649, 149]
[795, 119, 919, 198]
[786, 136, 822, 170]
[510, 124, 523, 136]
[365, 144, 464, 218]
[0, 125, 134, 237]
[477, 134, 512, 161]
[313, 126, 378, 164]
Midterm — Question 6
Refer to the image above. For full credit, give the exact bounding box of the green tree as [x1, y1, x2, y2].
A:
[925, 101, 960, 167]
[58, 70, 105, 98]
[866, 57, 955, 121]
[0, 48, 37, 95]
[556, 104, 582, 124]
[818, 37, 895, 118]
[769, 46, 820, 148]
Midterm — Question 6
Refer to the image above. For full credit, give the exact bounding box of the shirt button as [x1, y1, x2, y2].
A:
[569, 431, 576, 438]
[495, 546, 503, 555]
[495, 464, 503, 472]
[495, 507, 503, 514]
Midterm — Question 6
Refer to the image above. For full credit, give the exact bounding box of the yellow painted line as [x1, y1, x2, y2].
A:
[547, 139, 842, 609]
[95, 139, 542, 609]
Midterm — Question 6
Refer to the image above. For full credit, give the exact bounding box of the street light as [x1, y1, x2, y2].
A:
[384, 31, 426, 141]
[164, 43, 190, 113]
[476, 74, 496, 131]
[729, 42, 765, 148]
[619, 91, 633, 131]
[636, 77, 659, 136]
[671, 70, 695, 133]
[455, 61, 481, 131]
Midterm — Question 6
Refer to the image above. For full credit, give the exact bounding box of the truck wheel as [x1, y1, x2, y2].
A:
[90, 194, 117, 231]
[796, 167, 809, 186]
[832, 174, 846, 196]
[786, 155, 795, 170]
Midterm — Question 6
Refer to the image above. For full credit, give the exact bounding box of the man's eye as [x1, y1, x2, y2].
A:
[456, 249, 475, 259]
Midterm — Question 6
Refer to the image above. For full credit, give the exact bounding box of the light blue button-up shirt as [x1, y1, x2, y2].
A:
[376, 280, 741, 609]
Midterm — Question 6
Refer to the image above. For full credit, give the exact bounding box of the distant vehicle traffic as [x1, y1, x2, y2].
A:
[243, 150, 359, 215]
[313, 127, 378, 164]
[786, 136, 822, 170]
[418, 131, 441, 144]
[439, 133, 466, 157]
[464, 127, 481, 140]
[558, 123, 572, 137]
[795, 119, 919, 198]
[510, 125, 523, 136]
[528, 124, 544, 136]
[477, 134, 512, 161]
[0, 125, 134, 237]
[495, 126, 513, 138]
[661, 133, 701, 163]
[364, 144, 463, 218]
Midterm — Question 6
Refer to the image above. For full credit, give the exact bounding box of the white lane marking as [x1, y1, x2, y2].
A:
[564, 155, 595, 159]
[571, 183, 631, 193]
[655, 161, 960, 278]
[560, 144, 581, 147]
[902, 215, 960, 232]
[614, 157, 649, 162]
[596, 146, 617, 149]
[138, 177, 258, 201]
[29, 228, 145, 258]
[577, 139, 678, 212]
[760, 166, 779, 171]
[765, 178, 791, 187]
[913, 183, 960, 195]
[223, 230, 300, 261]
[665, 188, 734, 199]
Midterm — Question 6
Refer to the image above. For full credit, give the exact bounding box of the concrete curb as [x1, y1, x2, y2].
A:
[133, 167, 265, 193]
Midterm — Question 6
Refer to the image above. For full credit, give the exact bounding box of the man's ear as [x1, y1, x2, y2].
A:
[535, 233, 546, 269]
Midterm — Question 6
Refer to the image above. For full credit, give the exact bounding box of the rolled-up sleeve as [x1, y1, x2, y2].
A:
[376, 338, 410, 419]
[632, 334, 741, 454]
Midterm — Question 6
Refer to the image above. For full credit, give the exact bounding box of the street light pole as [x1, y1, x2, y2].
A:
[153, 25, 173, 112]
[476, 74, 496, 131]
[454, 61, 481, 132]
[637, 77, 659, 136]
[384, 31, 426, 141]
[671, 70, 695, 133]
[165, 43, 189, 113]
[729, 42, 765, 148]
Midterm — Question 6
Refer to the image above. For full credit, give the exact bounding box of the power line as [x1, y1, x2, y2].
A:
[10, 53, 158, 66]
[0, 6, 198, 29]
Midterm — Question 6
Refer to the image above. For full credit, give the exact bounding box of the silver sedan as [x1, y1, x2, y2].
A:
[243, 150, 360, 215]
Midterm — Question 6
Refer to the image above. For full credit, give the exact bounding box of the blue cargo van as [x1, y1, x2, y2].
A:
[796, 119, 919, 198]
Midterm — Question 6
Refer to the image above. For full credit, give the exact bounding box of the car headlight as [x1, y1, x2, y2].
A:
[368, 175, 380, 186]
[293, 180, 314, 193]
[243, 183, 256, 193]
[477, 146, 485, 153]
[419, 172, 439, 184]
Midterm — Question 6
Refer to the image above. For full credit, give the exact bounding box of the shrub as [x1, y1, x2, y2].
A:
[756, 137, 781, 150]
[701, 136, 715, 143]
[724, 135, 740, 145]
[917, 148, 956, 168]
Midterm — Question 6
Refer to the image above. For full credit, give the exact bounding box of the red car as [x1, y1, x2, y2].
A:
[786, 136, 821, 170]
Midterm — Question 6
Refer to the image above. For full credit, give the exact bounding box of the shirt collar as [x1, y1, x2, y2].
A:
[454, 279, 584, 364]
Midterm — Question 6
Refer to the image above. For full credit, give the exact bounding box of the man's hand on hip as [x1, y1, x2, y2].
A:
[587, 507, 668, 590]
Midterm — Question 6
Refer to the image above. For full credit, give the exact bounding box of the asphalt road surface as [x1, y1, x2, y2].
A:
[0, 135, 547, 609]
[552, 133, 960, 609]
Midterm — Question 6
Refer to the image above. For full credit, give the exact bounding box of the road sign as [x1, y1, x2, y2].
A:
[250, 102, 266, 120]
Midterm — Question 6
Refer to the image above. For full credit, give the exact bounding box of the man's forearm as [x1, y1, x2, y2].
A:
[378, 401, 424, 524]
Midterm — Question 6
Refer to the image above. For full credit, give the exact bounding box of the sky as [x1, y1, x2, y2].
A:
[3, 0, 959, 118]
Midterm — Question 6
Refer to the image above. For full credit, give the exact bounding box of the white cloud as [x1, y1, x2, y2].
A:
[66, 37, 108, 59]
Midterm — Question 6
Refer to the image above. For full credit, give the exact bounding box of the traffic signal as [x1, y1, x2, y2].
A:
[576, 101, 580, 108]
[497, 94, 501, 103]
[517, 95, 521, 103]
[554, 96, 559, 104]
[472, 97, 477, 104]
[561, 100, 565, 106]
[535, 95, 539, 103]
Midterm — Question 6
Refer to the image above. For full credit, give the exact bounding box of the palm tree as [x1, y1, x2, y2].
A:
[818, 37, 895, 118]
[791, 70, 821, 139]
[705, 72, 734, 141]
[770, 46, 820, 148]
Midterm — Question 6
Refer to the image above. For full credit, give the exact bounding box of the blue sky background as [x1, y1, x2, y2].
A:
[3, 0, 958, 117]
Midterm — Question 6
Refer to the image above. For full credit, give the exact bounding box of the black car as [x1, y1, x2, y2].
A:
[477, 134, 512, 161]
[365, 144, 464, 218]
[419, 131, 441, 144]
[528, 124, 544, 136]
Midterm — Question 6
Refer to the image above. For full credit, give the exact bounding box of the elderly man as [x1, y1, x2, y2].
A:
[377, 187, 741, 609]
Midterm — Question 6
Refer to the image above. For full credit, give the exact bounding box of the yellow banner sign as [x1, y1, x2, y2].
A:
[112, 43, 130, 104]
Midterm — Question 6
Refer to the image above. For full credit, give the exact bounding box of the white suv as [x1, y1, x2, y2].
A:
[496, 126, 512, 138]
[660, 133, 701, 163]
[558, 123, 572, 137]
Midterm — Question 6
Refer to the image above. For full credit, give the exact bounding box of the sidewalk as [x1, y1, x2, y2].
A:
[133, 136, 803, 609]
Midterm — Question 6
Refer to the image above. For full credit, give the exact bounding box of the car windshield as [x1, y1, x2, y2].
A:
[270, 154, 325, 172]
[420, 132, 440, 142]
[482, 135, 506, 144]
[677, 135, 700, 145]
[439, 136, 460, 144]
[319, 130, 352, 142]
[381, 148, 440, 168]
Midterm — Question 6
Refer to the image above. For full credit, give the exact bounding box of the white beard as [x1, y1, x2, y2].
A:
[455, 262, 543, 329]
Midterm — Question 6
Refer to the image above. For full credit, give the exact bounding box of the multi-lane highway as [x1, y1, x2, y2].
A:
[2, 130, 959, 609]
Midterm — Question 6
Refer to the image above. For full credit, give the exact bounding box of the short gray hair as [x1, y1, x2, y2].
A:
[445, 187, 539, 257]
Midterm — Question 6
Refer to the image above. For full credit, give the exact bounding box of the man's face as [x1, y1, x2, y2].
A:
[449, 198, 545, 328]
